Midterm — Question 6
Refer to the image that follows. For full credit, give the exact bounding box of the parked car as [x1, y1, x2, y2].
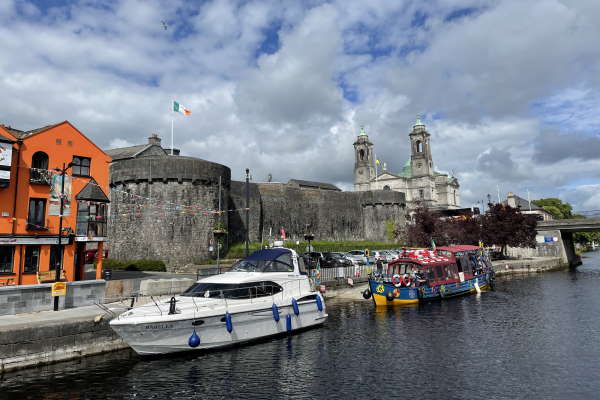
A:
[301, 252, 325, 269]
[322, 252, 353, 268]
[346, 250, 367, 265]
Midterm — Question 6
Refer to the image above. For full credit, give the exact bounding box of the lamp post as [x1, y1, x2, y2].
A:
[245, 168, 250, 257]
[54, 162, 72, 311]
[304, 233, 314, 253]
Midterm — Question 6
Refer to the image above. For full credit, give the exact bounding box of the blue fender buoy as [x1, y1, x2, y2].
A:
[188, 330, 200, 348]
[292, 298, 300, 316]
[272, 303, 280, 322]
[286, 314, 292, 332]
[316, 295, 323, 311]
[225, 312, 233, 333]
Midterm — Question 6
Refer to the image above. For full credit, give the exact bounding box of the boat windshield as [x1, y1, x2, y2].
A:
[181, 281, 283, 299]
[231, 251, 294, 273]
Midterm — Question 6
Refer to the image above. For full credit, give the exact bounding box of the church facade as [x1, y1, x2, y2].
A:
[353, 118, 460, 210]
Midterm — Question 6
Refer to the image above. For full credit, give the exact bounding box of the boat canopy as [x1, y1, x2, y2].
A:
[436, 245, 480, 253]
[230, 248, 295, 273]
[245, 248, 292, 261]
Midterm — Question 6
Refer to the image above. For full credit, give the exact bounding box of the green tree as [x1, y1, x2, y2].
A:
[482, 204, 537, 255]
[531, 198, 573, 219]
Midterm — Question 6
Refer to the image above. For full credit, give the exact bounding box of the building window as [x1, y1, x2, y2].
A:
[72, 156, 91, 176]
[30, 151, 51, 185]
[359, 149, 365, 161]
[0, 246, 14, 273]
[416, 140, 423, 153]
[77, 201, 107, 237]
[49, 245, 62, 271]
[383, 185, 391, 191]
[453, 190, 457, 205]
[419, 189, 424, 199]
[24, 246, 40, 274]
[27, 198, 46, 230]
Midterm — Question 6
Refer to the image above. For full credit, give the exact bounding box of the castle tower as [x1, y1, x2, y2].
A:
[353, 126, 374, 191]
[409, 117, 433, 177]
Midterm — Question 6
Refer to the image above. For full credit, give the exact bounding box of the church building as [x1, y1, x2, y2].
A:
[353, 118, 460, 210]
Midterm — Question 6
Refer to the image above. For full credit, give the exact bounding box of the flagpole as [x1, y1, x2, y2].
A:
[171, 118, 174, 156]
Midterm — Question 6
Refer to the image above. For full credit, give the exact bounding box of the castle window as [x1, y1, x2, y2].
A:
[359, 149, 365, 161]
[416, 140, 423, 153]
[383, 185, 391, 191]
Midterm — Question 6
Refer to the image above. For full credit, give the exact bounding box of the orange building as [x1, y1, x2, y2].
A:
[0, 121, 111, 286]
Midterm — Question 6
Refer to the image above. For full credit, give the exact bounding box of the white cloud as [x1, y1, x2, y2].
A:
[1, 0, 599, 212]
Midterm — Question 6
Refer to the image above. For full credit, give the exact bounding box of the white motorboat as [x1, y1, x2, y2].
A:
[110, 246, 328, 355]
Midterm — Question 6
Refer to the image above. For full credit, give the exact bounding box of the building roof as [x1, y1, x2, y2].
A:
[504, 194, 543, 211]
[0, 132, 14, 143]
[398, 159, 411, 177]
[288, 179, 341, 191]
[76, 178, 110, 203]
[105, 144, 154, 161]
[1, 123, 61, 139]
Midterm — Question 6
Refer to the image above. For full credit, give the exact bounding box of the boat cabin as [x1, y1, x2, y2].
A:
[385, 246, 491, 287]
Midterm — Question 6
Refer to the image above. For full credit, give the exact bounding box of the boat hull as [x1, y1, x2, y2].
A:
[111, 300, 327, 355]
[368, 273, 492, 306]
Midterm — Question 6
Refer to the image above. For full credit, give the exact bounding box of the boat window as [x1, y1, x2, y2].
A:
[456, 258, 463, 273]
[297, 294, 318, 302]
[298, 256, 307, 275]
[181, 281, 283, 299]
[434, 265, 444, 281]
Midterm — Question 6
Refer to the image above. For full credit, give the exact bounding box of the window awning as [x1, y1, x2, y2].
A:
[76, 178, 110, 203]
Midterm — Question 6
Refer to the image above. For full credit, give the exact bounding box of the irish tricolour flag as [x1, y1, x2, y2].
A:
[173, 101, 191, 116]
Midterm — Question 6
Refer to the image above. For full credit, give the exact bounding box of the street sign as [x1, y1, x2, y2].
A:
[51, 282, 67, 297]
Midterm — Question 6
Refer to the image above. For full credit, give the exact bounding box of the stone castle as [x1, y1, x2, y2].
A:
[353, 118, 460, 210]
[106, 134, 405, 268]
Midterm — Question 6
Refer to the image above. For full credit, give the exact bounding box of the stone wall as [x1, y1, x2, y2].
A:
[229, 182, 406, 243]
[0, 280, 105, 316]
[108, 156, 230, 268]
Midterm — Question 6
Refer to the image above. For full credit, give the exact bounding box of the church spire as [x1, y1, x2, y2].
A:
[413, 115, 425, 128]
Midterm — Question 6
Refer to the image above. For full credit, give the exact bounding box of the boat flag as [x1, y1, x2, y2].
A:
[173, 101, 191, 115]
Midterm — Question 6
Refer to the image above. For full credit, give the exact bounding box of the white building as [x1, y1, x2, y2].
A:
[353, 118, 460, 210]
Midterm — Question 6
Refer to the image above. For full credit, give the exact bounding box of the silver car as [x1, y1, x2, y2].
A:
[346, 250, 367, 265]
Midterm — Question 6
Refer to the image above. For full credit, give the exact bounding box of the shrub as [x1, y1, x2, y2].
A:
[103, 258, 166, 272]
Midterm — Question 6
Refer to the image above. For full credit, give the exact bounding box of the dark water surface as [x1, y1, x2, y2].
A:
[4, 251, 600, 400]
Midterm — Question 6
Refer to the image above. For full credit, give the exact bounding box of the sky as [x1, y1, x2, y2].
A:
[1, 0, 600, 212]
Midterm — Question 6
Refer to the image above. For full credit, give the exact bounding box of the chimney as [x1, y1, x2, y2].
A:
[148, 133, 161, 146]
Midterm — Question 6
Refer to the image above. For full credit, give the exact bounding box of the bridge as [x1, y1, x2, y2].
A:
[537, 218, 600, 267]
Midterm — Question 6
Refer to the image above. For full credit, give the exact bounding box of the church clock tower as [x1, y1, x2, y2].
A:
[409, 117, 433, 177]
[353, 126, 374, 191]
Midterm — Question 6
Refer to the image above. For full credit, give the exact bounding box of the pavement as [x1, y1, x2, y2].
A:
[0, 302, 126, 330]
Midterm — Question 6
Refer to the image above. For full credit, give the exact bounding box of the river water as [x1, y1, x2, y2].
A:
[4, 251, 600, 400]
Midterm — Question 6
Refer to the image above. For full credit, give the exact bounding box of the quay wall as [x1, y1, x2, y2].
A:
[0, 280, 105, 316]
[0, 311, 127, 373]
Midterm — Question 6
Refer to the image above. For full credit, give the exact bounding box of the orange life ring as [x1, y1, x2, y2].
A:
[392, 274, 402, 287]
[403, 275, 412, 287]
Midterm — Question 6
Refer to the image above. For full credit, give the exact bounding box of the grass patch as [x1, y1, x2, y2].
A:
[224, 240, 404, 258]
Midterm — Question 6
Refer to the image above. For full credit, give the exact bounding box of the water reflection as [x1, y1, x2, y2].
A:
[3, 251, 600, 400]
